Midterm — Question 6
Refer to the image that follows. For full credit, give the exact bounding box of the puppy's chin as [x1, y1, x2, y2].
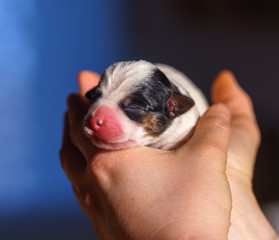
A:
[89, 135, 138, 150]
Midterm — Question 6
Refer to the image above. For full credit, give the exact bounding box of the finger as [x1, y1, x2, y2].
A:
[212, 71, 254, 118]
[211, 70, 260, 147]
[67, 93, 97, 160]
[211, 71, 261, 181]
[77, 70, 100, 96]
[60, 112, 71, 158]
[182, 104, 231, 168]
[59, 113, 87, 184]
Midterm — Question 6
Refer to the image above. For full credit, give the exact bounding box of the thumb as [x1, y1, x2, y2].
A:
[182, 104, 231, 168]
[77, 70, 100, 96]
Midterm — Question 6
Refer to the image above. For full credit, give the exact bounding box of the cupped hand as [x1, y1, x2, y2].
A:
[60, 71, 233, 240]
[60, 70, 279, 240]
[211, 71, 278, 239]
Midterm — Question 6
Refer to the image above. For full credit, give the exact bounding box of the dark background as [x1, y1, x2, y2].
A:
[0, 0, 278, 239]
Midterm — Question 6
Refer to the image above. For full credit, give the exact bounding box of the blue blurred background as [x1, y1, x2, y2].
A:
[1, 0, 279, 239]
[0, 0, 133, 239]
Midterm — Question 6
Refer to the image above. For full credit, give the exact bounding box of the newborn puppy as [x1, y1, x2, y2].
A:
[83, 60, 208, 150]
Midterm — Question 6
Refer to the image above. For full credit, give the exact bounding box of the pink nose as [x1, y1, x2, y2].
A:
[90, 117, 104, 131]
[89, 106, 123, 142]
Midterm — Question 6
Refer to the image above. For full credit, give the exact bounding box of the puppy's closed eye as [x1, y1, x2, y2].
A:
[119, 97, 146, 122]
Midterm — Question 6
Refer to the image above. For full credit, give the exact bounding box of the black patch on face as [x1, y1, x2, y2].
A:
[85, 86, 102, 102]
[85, 72, 109, 102]
[119, 68, 195, 136]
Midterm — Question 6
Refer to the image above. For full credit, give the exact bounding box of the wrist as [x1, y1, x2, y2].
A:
[228, 182, 279, 240]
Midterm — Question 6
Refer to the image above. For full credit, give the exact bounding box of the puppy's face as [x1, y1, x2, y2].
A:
[83, 61, 195, 149]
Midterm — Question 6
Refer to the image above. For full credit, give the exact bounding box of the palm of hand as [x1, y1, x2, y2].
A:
[64, 97, 231, 239]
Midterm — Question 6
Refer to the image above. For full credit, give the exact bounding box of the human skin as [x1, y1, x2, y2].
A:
[60, 70, 279, 240]
[212, 73, 278, 239]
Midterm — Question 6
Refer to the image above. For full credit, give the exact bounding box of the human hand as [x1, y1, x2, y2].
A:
[60, 70, 279, 240]
[60, 71, 233, 240]
[211, 71, 279, 239]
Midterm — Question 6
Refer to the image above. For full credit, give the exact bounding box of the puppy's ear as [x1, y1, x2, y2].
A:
[167, 94, 195, 119]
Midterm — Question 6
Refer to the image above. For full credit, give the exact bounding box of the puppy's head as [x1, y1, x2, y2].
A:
[83, 60, 195, 149]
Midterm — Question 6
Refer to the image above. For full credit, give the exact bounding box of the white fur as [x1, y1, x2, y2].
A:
[83, 60, 208, 150]
[154, 63, 208, 149]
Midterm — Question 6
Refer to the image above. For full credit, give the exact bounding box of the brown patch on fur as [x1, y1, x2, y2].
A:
[141, 113, 166, 137]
